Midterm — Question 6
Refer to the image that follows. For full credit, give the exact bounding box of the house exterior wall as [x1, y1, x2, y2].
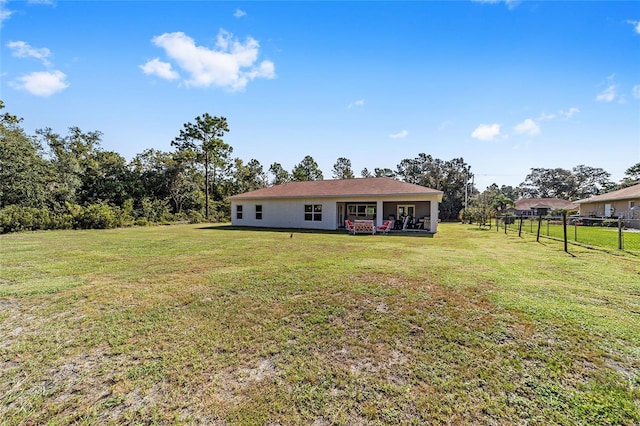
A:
[231, 194, 440, 232]
[231, 198, 340, 230]
[579, 198, 640, 218]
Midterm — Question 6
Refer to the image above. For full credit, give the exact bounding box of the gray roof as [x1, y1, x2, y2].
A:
[575, 183, 640, 204]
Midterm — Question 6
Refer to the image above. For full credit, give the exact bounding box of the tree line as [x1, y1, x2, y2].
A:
[1, 101, 638, 233]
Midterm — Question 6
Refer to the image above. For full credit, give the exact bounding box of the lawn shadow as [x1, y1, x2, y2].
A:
[196, 224, 434, 237]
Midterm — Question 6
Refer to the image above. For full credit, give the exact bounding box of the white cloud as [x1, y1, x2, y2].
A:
[596, 75, 623, 103]
[389, 129, 408, 139]
[536, 112, 557, 121]
[633, 85, 640, 99]
[471, 0, 519, 10]
[0, 0, 13, 25]
[145, 30, 275, 91]
[628, 20, 640, 35]
[234, 9, 246, 18]
[538, 107, 579, 121]
[562, 107, 580, 118]
[10, 70, 68, 96]
[471, 123, 501, 141]
[439, 119, 453, 131]
[139, 58, 179, 80]
[348, 99, 364, 109]
[596, 84, 617, 102]
[7, 40, 52, 66]
[513, 118, 540, 136]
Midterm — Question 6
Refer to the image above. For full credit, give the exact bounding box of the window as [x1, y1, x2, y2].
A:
[347, 204, 376, 218]
[255, 205, 262, 220]
[236, 205, 243, 220]
[630, 201, 636, 209]
[304, 204, 322, 221]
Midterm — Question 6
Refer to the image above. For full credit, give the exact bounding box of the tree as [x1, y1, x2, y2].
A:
[520, 168, 575, 199]
[171, 114, 231, 220]
[332, 157, 354, 179]
[520, 165, 612, 200]
[129, 148, 202, 214]
[374, 168, 396, 178]
[395, 157, 422, 184]
[571, 165, 611, 199]
[37, 126, 130, 208]
[621, 163, 640, 188]
[0, 104, 50, 209]
[269, 162, 290, 186]
[395, 153, 473, 220]
[226, 158, 267, 195]
[437, 157, 473, 220]
[291, 155, 323, 181]
[361, 168, 373, 178]
[499, 185, 521, 202]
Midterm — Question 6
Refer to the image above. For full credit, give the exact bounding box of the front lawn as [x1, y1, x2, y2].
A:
[1, 223, 638, 424]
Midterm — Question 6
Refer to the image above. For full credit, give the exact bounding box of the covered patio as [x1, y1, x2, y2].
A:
[337, 199, 438, 233]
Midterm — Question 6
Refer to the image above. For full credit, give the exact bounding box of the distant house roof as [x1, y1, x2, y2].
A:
[229, 177, 443, 201]
[513, 198, 576, 211]
[575, 183, 640, 204]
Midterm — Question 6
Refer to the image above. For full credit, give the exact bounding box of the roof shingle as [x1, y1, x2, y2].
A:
[575, 183, 640, 204]
[514, 198, 576, 211]
[228, 177, 443, 200]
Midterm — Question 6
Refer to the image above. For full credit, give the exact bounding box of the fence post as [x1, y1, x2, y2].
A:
[619, 217, 623, 250]
[504, 216, 507, 234]
[496, 216, 499, 232]
[563, 211, 568, 253]
[537, 214, 542, 242]
[518, 215, 523, 237]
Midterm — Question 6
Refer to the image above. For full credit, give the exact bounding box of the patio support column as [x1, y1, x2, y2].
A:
[376, 200, 383, 227]
[430, 200, 439, 233]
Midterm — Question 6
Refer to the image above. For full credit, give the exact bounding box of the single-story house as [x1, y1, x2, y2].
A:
[508, 198, 576, 217]
[228, 177, 444, 233]
[575, 183, 640, 218]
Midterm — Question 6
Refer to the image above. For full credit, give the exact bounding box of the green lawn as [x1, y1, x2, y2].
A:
[1, 223, 639, 425]
[505, 218, 640, 254]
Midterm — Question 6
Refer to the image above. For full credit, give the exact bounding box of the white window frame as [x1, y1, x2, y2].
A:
[304, 204, 322, 221]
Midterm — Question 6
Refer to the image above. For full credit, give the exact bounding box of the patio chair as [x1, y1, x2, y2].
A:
[377, 220, 393, 235]
[402, 215, 412, 230]
[345, 219, 356, 234]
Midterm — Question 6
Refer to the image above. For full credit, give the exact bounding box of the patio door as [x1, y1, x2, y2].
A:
[605, 204, 612, 217]
[397, 205, 415, 218]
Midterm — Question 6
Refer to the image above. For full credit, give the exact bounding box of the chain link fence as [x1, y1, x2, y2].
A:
[495, 215, 640, 255]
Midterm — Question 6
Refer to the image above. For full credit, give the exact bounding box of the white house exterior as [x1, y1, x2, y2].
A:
[228, 177, 444, 233]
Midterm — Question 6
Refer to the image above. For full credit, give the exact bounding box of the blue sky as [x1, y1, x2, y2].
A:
[2, 0, 639, 190]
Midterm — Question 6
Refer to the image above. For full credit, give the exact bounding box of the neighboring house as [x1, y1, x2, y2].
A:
[228, 177, 444, 233]
[508, 198, 576, 217]
[575, 183, 640, 218]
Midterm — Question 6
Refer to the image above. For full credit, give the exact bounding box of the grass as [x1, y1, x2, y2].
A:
[1, 223, 639, 425]
[506, 219, 640, 254]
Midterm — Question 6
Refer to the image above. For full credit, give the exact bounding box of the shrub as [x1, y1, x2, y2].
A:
[0, 205, 52, 233]
[135, 218, 149, 227]
[117, 199, 135, 227]
[77, 202, 118, 229]
[187, 210, 205, 224]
